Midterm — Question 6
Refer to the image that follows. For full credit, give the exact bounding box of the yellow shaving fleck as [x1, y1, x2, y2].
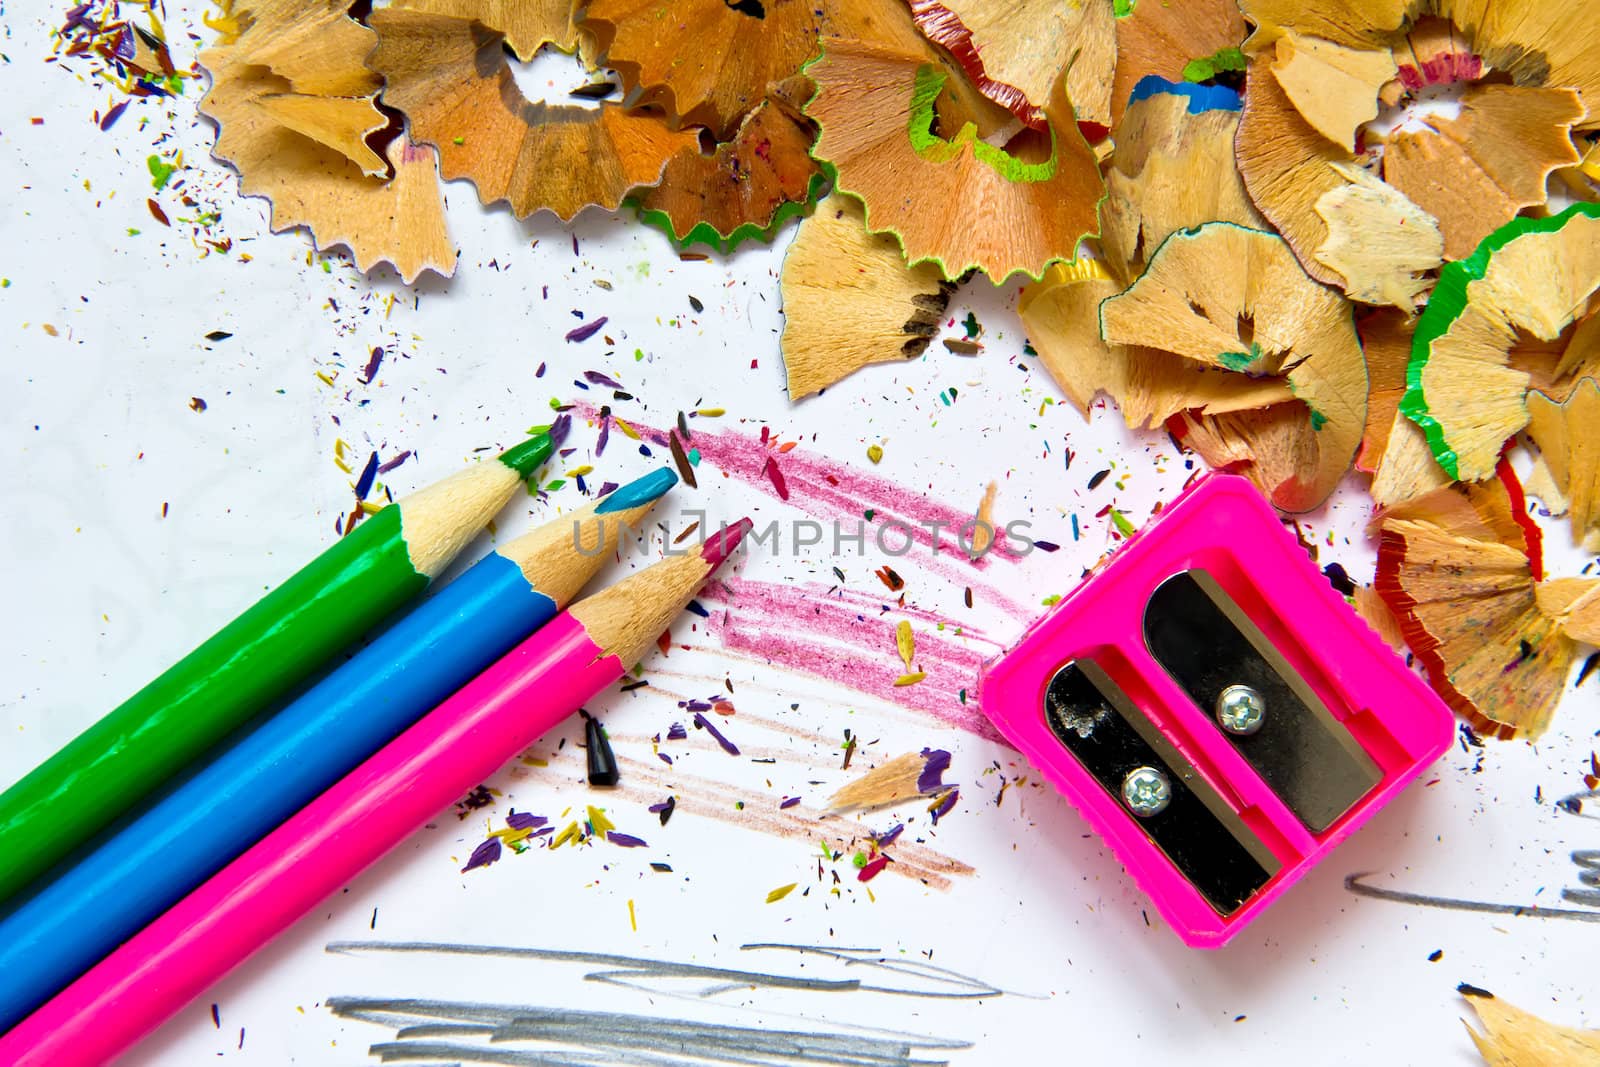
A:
[766, 883, 798, 903]
[867, 444, 884, 464]
[895, 620, 914, 670]
[1046, 257, 1113, 284]
[628, 899, 637, 931]
[969, 481, 998, 560]
[696, 408, 725, 417]
[565, 465, 595, 477]
[613, 417, 641, 440]
[587, 806, 615, 836]
[490, 825, 536, 845]
[551, 821, 583, 848]
[894, 672, 927, 686]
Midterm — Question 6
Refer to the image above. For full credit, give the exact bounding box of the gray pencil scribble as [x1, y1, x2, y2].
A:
[325, 941, 1006, 999]
[1345, 788, 1600, 922]
[323, 942, 1005, 1065]
[329, 998, 968, 1067]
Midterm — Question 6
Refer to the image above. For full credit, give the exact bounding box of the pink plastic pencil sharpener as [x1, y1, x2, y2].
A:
[978, 473, 1454, 946]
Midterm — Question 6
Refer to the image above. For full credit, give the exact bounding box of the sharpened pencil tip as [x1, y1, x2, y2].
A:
[497, 432, 555, 477]
[701, 517, 752, 568]
[596, 467, 677, 514]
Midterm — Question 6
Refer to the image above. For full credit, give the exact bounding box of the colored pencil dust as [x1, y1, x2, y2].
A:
[0, 431, 558, 909]
[0, 519, 751, 1067]
[0, 469, 675, 1033]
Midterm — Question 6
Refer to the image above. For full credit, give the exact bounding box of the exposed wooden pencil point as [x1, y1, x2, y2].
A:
[1460, 985, 1600, 1067]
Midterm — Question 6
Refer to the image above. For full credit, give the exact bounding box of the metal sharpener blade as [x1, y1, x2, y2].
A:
[1143, 570, 1382, 833]
[1044, 660, 1279, 915]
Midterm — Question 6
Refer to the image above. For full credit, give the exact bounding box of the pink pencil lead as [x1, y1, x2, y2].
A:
[701, 517, 753, 568]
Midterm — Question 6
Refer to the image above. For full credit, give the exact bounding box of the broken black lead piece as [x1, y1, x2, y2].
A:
[582, 711, 619, 786]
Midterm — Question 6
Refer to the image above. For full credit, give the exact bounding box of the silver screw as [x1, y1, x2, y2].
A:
[1216, 684, 1266, 736]
[1121, 766, 1171, 817]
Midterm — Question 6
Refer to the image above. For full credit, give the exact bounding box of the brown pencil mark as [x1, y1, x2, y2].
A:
[610, 754, 975, 890]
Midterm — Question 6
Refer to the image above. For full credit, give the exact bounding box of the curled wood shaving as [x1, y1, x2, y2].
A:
[1382, 84, 1585, 261]
[1525, 378, 1600, 547]
[1270, 32, 1395, 150]
[779, 195, 957, 398]
[1098, 81, 1264, 283]
[199, 0, 455, 282]
[1100, 223, 1367, 511]
[1018, 260, 1290, 424]
[1313, 161, 1442, 312]
[369, 9, 697, 221]
[805, 37, 1102, 283]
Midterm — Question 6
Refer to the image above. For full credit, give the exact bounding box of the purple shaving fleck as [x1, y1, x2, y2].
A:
[930, 789, 959, 824]
[607, 831, 648, 848]
[875, 823, 904, 848]
[658, 752, 673, 765]
[549, 414, 572, 446]
[684, 700, 712, 712]
[354, 451, 380, 500]
[460, 837, 501, 873]
[667, 722, 688, 741]
[596, 417, 611, 456]
[62, 4, 95, 33]
[779, 796, 801, 809]
[597, 480, 619, 497]
[506, 811, 547, 831]
[565, 317, 609, 343]
[377, 450, 411, 474]
[362, 345, 384, 384]
[529, 825, 554, 838]
[692, 712, 740, 756]
[917, 748, 952, 795]
[1033, 540, 1060, 552]
[584, 370, 623, 388]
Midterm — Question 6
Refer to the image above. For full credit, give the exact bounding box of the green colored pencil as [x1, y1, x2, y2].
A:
[0, 432, 556, 907]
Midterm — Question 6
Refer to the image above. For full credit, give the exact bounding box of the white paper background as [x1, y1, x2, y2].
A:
[2, 3, 1597, 1063]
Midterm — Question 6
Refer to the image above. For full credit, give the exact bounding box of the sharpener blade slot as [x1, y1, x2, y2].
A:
[1143, 570, 1382, 833]
[1043, 660, 1278, 915]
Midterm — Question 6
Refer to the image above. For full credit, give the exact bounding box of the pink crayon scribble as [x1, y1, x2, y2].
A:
[568, 402, 1020, 569]
[700, 577, 1007, 743]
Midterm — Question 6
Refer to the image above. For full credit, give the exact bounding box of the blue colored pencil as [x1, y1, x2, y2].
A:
[0, 469, 675, 1032]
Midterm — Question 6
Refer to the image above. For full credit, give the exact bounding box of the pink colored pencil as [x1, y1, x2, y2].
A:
[0, 522, 749, 1067]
